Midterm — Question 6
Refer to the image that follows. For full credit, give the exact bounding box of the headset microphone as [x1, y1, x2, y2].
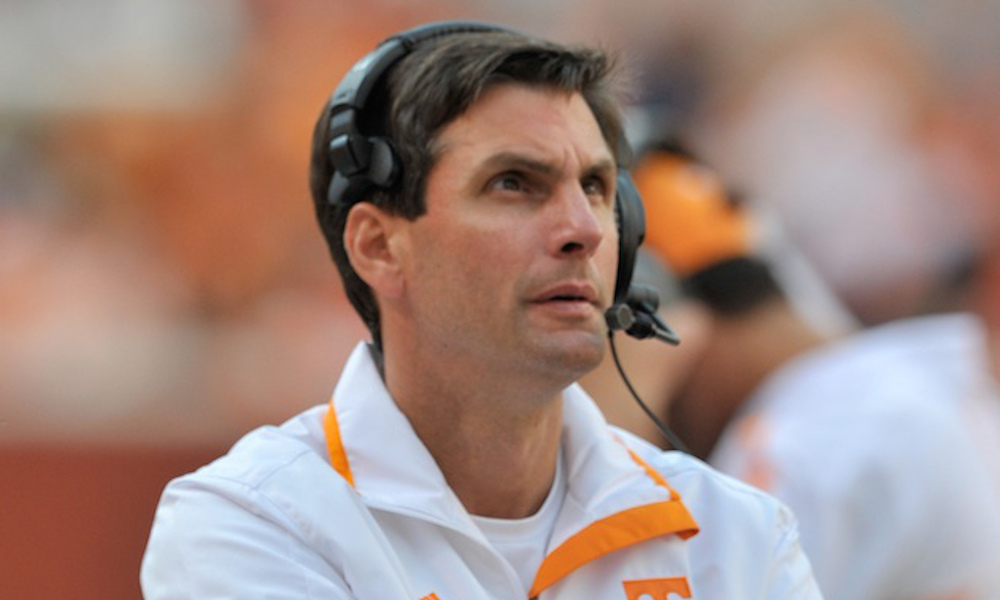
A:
[605, 284, 681, 345]
[605, 170, 681, 345]
[603, 168, 690, 452]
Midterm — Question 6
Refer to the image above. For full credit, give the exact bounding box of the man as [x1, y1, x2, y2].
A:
[626, 138, 1000, 600]
[141, 22, 822, 599]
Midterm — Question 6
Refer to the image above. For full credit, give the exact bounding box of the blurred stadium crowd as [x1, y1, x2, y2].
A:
[2, 0, 999, 446]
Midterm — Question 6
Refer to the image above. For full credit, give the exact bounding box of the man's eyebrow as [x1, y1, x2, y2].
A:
[583, 158, 618, 180]
[480, 152, 560, 177]
[479, 151, 617, 179]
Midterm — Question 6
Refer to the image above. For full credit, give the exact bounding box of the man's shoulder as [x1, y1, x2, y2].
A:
[615, 429, 818, 596]
[147, 403, 368, 557]
[167, 404, 337, 499]
[617, 428, 794, 530]
[142, 404, 372, 598]
[625, 426, 797, 548]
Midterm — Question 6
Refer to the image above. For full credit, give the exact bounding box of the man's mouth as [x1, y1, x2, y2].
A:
[532, 282, 599, 306]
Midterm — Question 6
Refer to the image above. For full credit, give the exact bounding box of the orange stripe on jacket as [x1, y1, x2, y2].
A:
[324, 400, 355, 488]
[529, 441, 699, 598]
[529, 501, 698, 598]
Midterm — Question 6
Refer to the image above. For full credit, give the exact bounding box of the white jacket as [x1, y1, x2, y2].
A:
[711, 313, 1000, 600]
[142, 342, 822, 599]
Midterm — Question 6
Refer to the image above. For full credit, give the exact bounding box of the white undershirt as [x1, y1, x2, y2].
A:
[471, 448, 567, 595]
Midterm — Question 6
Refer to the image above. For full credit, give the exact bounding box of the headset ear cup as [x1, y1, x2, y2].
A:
[327, 172, 351, 207]
[367, 137, 400, 189]
[326, 136, 399, 207]
[613, 171, 646, 306]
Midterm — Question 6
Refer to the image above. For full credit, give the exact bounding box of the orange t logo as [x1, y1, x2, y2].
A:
[623, 577, 692, 600]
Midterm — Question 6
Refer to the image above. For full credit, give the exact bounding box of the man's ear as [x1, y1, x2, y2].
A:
[343, 203, 405, 299]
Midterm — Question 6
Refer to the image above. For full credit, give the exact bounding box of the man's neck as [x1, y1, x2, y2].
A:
[421, 403, 562, 518]
[381, 345, 566, 519]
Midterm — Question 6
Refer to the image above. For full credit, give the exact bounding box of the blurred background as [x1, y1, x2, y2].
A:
[2, 1, 999, 598]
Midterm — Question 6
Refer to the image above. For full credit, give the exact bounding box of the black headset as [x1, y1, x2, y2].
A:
[320, 20, 687, 451]
[321, 20, 677, 345]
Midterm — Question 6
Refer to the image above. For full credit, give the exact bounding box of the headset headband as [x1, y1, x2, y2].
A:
[324, 21, 514, 208]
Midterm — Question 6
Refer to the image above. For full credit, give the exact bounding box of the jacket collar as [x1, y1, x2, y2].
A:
[324, 342, 699, 595]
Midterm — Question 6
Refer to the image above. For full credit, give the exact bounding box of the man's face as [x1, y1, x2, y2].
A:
[395, 83, 619, 381]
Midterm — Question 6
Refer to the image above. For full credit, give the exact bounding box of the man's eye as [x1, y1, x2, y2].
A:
[491, 174, 526, 192]
[582, 177, 608, 199]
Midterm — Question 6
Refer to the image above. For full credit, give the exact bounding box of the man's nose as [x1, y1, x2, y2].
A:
[548, 183, 607, 258]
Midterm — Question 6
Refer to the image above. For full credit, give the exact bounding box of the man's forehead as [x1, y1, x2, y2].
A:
[434, 85, 616, 168]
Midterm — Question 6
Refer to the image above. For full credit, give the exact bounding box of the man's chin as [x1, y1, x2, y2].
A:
[534, 331, 607, 378]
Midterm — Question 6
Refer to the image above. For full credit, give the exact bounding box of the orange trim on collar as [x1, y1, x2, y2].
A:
[325, 400, 697, 598]
[529, 438, 700, 597]
[529, 500, 698, 598]
[324, 401, 355, 488]
[623, 446, 680, 501]
[613, 432, 683, 501]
